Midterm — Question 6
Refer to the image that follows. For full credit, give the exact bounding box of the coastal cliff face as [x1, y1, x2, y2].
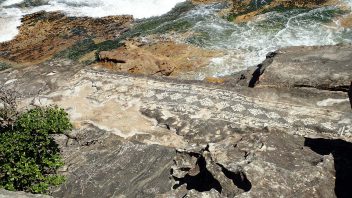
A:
[0, 0, 352, 197]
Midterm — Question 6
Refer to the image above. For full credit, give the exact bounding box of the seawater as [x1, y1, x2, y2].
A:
[136, 0, 352, 79]
[182, 2, 352, 78]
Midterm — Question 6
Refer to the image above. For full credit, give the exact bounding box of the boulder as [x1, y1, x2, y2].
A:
[238, 45, 352, 91]
[97, 40, 222, 77]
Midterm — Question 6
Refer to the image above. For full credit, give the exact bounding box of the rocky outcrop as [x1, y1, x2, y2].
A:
[168, 130, 338, 197]
[97, 40, 222, 77]
[0, 9, 223, 76]
[0, 11, 133, 64]
[1, 1, 351, 197]
[340, 14, 352, 28]
[231, 45, 352, 92]
[258, 45, 352, 91]
[51, 125, 176, 198]
[1, 47, 351, 196]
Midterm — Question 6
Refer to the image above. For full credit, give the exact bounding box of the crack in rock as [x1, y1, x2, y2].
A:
[171, 146, 252, 197]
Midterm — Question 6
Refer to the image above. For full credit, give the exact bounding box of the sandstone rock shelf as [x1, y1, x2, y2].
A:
[1, 45, 351, 196]
[0, 1, 352, 197]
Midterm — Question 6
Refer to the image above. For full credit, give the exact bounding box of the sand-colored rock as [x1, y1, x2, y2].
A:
[0, 11, 133, 64]
[205, 76, 226, 84]
[97, 40, 223, 76]
[340, 14, 352, 28]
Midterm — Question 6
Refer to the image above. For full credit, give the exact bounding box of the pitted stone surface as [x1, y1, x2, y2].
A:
[46, 69, 352, 145]
[1, 60, 351, 197]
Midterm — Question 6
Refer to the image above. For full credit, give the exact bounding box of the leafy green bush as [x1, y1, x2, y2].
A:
[0, 106, 72, 193]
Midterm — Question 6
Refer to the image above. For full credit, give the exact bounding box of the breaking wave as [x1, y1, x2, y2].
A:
[0, 0, 186, 42]
[132, 1, 352, 79]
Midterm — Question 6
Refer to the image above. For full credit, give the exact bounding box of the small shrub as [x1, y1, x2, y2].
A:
[0, 106, 72, 194]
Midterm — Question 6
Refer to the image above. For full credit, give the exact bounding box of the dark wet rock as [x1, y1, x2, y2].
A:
[305, 138, 352, 198]
[10, 0, 50, 7]
[348, 81, 352, 109]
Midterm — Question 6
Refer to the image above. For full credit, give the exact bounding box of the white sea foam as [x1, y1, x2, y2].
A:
[0, 0, 186, 42]
[1, 0, 24, 6]
[179, 3, 352, 78]
[28, 0, 186, 18]
[0, 8, 22, 42]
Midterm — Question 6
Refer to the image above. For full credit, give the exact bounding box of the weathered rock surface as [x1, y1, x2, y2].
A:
[0, 189, 51, 198]
[52, 125, 175, 198]
[167, 130, 338, 197]
[340, 13, 352, 28]
[12, 68, 349, 144]
[259, 45, 352, 91]
[0, 11, 133, 64]
[1, 43, 351, 197]
[0, 1, 351, 197]
[231, 45, 352, 92]
[97, 40, 222, 77]
[1, 54, 352, 197]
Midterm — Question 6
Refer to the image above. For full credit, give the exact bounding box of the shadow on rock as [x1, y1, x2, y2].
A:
[304, 138, 352, 198]
[172, 156, 222, 193]
[348, 81, 352, 109]
[217, 163, 252, 192]
[248, 52, 277, 88]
